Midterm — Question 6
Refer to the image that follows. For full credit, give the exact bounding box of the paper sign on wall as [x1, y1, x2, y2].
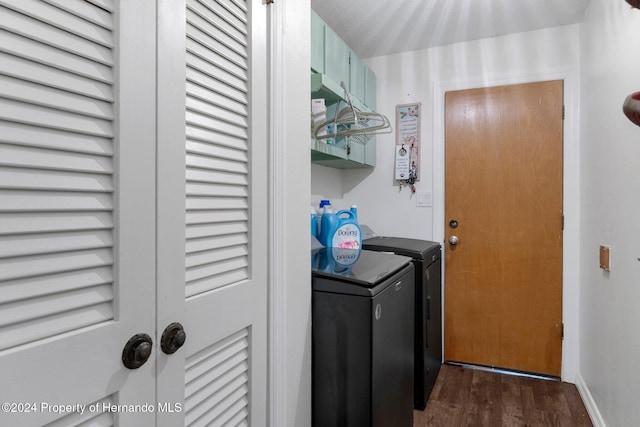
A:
[395, 103, 421, 182]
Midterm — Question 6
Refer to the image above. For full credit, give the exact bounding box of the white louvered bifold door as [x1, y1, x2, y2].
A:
[0, 2, 158, 425]
[156, 0, 268, 426]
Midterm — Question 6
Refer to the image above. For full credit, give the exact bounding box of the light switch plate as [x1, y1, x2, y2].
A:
[416, 191, 432, 207]
[599, 245, 611, 271]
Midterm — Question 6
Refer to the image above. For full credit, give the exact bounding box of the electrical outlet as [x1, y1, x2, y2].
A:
[599, 245, 611, 271]
[416, 191, 432, 207]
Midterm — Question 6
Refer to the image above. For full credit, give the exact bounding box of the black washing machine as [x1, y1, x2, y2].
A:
[312, 248, 415, 427]
[363, 236, 442, 410]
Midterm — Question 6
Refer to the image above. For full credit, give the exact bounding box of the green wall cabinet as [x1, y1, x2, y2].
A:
[323, 25, 350, 90]
[310, 10, 378, 169]
[349, 51, 366, 106]
[311, 11, 325, 73]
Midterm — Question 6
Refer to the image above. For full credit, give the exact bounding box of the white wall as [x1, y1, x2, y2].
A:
[578, 1, 640, 425]
[313, 24, 583, 381]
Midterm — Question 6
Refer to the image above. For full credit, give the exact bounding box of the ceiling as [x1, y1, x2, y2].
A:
[310, 0, 591, 59]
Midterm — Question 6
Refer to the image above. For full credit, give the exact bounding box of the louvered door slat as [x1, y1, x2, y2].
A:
[0, 284, 113, 328]
[0, 51, 113, 101]
[186, 198, 248, 211]
[0, 167, 112, 192]
[0, 6, 112, 64]
[0, 1, 115, 352]
[0, 98, 113, 136]
[0, 190, 112, 212]
[185, 39, 247, 80]
[186, 245, 248, 270]
[0, 121, 113, 155]
[186, 168, 248, 186]
[0, 267, 112, 304]
[0, 75, 113, 119]
[187, 153, 247, 173]
[186, 68, 247, 105]
[186, 271, 248, 298]
[186, 3, 246, 48]
[0, 144, 112, 173]
[186, 88, 247, 121]
[186, 183, 248, 198]
[0, 212, 112, 235]
[185, 328, 250, 426]
[0, 302, 112, 350]
[0, 248, 113, 282]
[185, 356, 248, 405]
[185, 0, 251, 299]
[187, 19, 247, 66]
[187, 211, 248, 226]
[185, 331, 248, 383]
[1, 0, 113, 46]
[186, 52, 247, 95]
[187, 125, 248, 150]
[187, 383, 248, 426]
[185, 234, 247, 254]
[186, 374, 248, 422]
[0, 29, 113, 82]
[0, 229, 112, 258]
[43, 0, 114, 30]
[187, 93, 248, 128]
[187, 0, 246, 34]
[84, 0, 113, 13]
[186, 109, 247, 139]
[186, 257, 247, 284]
[186, 43, 247, 85]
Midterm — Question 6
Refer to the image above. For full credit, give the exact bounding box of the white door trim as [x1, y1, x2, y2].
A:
[268, 2, 286, 425]
[433, 66, 581, 382]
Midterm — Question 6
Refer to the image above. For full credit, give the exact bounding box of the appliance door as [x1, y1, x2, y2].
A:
[372, 268, 415, 427]
[423, 253, 442, 402]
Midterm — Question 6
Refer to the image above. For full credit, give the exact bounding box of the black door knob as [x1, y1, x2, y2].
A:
[122, 333, 153, 369]
[161, 322, 186, 354]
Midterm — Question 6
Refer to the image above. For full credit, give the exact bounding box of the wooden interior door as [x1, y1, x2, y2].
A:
[444, 81, 564, 377]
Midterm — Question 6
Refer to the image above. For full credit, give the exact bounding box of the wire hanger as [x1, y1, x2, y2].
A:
[314, 82, 392, 144]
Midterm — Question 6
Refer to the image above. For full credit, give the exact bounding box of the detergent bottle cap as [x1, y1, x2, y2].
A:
[350, 205, 358, 219]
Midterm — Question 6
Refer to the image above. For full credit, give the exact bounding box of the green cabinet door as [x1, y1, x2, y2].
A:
[349, 51, 366, 105]
[365, 65, 377, 110]
[311, 11, 325, 73]
[324, 25, 350, 89]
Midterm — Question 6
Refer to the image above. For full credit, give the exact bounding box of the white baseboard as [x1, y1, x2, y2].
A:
[575, 372, 606, 427]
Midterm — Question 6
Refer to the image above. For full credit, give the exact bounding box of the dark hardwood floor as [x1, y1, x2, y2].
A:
[414, 364, 593, 427]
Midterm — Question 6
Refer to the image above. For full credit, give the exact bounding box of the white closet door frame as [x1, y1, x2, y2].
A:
[115, 1, 158, 423]
[155, 0, 187, 424]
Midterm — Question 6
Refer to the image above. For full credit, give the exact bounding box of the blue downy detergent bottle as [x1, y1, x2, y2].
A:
[320, 209, 361, 249]
[310, 206, 317, 237]
[317, 199, 332, 238]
